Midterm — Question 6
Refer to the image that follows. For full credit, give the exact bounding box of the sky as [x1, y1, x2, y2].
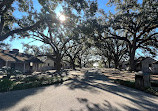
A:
[4, 0, 114, 52]
[4, 0, 115, 52]
[2, 0, 158, 60]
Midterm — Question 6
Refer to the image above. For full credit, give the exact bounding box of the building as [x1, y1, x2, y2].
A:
[38, 56, 55, 71]
[38, 56, 71, 71]
[121, 57, 158, 74]
[0, 49, 42, 73]
[135, 57, 157, 73]
[152, 61, 158, 74]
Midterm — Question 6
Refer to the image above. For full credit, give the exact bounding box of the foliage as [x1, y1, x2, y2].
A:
[0, 42, 11, 50]
[0, 67, 22, 78]
[114, 79, 158, 96]
[114, 79, 135, 88]
[12, 76, 64, 91]
[104, 0, 158, 70]
[95, 38, 128, 68]
[22, 43, 52, 56]
[145, 87, 158, 96]
[0, 79, 15, 92]
[13, 82, 41, 90]
[80, 0, 158, 70]
[0, 74, 68, 92]
[0, 0, 44, 41]
[151, 82, 158, 87]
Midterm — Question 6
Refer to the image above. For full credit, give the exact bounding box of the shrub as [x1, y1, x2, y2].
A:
[114, 79, 135, 88]
[151, 82, 158, 87]
[22, 76, 39, 83]
[145, 87, 158, 96]
[0, 67, 22, 78]
[0, 79, 15, 92]
[13, 81, 41, 90]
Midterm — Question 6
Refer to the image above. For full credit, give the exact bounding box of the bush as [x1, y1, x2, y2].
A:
[0, 67, 22, 78]
[13, 82, 41, 90]
[114, 79, 158, 96]
[145, 87, 158, 96]
[0, 79, 15, 92]
[22, 76, 39, 83]
[151, 82, 158, 87]
[114, 79, 135, 88]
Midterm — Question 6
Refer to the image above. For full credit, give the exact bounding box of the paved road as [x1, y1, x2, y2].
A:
[0, 69, 158, 111]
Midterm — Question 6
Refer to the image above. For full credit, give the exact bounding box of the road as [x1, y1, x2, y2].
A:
[0, 69, 158, 111]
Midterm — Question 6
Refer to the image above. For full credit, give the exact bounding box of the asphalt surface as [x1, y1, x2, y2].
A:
[0, 69, 158, 111]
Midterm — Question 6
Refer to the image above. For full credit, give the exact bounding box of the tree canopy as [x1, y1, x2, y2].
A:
[2, 0, 158, 71]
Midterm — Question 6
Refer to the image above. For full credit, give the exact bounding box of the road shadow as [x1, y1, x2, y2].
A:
[0, 87, 45, 111]
[64, 69, 158, 111]
[70, 98, 119, 111]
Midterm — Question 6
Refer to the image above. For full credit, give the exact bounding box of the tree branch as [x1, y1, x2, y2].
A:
[0, 19, 44, 41]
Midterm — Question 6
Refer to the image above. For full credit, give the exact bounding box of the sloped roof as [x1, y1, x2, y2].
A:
[135, 57, 157, 66]
[26, 57, 43, 63]
[0, 50, 42, 63]
[153, 61, 158, 64]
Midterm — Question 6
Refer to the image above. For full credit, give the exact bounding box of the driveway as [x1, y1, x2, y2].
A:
[0, 69, 158, 111]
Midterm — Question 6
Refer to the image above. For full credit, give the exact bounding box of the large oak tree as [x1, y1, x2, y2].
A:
[103, 0, 158, 71]
[0, 0, 47, 41]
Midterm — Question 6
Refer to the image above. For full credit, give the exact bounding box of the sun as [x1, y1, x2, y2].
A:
[59, 14, 66, 22]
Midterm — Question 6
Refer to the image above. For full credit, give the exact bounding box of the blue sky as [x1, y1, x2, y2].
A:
[3, 0, 158, 60]
[4, 0, 114, 52]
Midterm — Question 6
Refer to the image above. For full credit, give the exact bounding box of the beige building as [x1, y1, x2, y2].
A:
[38, 56, 55, 71]
[136, 57, 158, 74]
[121, 57, 158, 74]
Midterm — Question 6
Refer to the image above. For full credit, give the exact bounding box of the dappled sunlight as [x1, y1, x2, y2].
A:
[71, 98, 118, 111]
[0, 68, 157, 111]
[64, 68, 158, 110]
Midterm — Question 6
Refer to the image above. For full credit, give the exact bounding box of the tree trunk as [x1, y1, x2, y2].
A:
[129, 48, 136, 71]
[78, 58, 82, 68]
[108, 59, 111, 68]
[70, 58, 76, 70]
[114, 56, 119, 69]
[114, 60, 119, 69]
[103, 61, 107, 68]
[55, 61, 62, 72]
[72, 62, 76, 70]
[55, 56, 62, 72]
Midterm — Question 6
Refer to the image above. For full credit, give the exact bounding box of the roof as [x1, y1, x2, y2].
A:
[37, 56, 47, 62]
[153, 61, 158, 64]
[0, 50, 42, 63]
[37, 55, 55, 62]
[26, 57, 43, 63]
[136, 57, 156, 63]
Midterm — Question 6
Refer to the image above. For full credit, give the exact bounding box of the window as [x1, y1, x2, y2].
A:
[48, 63, 50, 66]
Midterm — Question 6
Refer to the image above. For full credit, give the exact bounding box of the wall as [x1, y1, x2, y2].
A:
[39, 58, 55, 71]
[141, 58, 156, 73]
[153, 64, 158, 74]
[14, 63, 25, 72]
[0, 59, 5, 68]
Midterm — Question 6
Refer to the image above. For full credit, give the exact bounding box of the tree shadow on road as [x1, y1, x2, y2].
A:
[64, 70, 158, 111]
[0, 87, 45, 111]
[70, 98, 118, 111]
